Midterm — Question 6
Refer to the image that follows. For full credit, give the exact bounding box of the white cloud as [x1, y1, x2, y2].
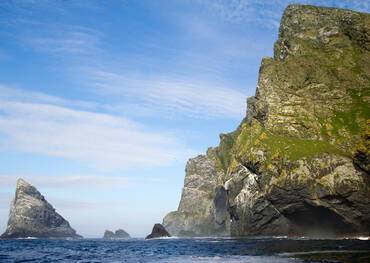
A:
[0, 174, 134, 212]
[22, 25, 102, 56]
[0, 85, 105, 111]
[1, 3, 253, 121]
[174, 13, 272, 58]
[0, 174, 131, 189]
[0, 1, 104, 57]
[0, 193, 96, 210]
[44, 198, 97, 210]
[193, 0, 370, 28]
[192, 0, 285, 28]
[0, 85, 191, 170]
[85, 69, 246, 119]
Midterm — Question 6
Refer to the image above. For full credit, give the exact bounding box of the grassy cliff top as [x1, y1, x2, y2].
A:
[211, 5, 370, 176]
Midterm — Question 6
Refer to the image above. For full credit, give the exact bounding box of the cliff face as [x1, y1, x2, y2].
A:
[1, 179, 80, 238]
[163, 5, 370, 237]
[163, 154, 229, 236]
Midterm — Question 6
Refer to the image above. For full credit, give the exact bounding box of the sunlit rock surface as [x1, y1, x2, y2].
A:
[1, 179, 80, 238]
[163, 153, 229, 236]
[164, 4, 370, 237]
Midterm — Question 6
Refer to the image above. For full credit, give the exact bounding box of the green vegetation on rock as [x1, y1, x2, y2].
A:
[164, 4, 370, 238]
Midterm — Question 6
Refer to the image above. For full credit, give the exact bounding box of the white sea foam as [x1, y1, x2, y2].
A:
[338, 236, 370, 241]
[146, 236, 180, 240]
[279, 250, 369, 257]
[152, 255, 301, 262]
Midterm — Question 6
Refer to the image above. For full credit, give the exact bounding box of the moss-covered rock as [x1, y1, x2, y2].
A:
[163, 4, 370, 237]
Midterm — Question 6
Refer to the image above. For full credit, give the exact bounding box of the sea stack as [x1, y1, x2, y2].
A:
[145, 224, 171, 239]
[1, 178, 80, 238]
[103, 229, 130, 239]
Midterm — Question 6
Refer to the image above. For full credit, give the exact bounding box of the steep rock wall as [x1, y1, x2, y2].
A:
[163, 4, 370, 237]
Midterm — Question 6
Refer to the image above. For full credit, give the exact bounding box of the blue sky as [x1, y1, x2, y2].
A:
[0, 0, 369, 237]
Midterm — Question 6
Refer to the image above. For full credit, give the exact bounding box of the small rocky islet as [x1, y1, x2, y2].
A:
[145, 224, 171, 239]
[1, 178, 80, 239]
[103, 229, 130, 239]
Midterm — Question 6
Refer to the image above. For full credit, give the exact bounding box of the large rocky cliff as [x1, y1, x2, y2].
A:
[163, 4, 370, 237]
[1, 179, 80, 238]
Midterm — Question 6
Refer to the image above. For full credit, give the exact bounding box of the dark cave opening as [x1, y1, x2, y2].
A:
[284, 202, 355, 237]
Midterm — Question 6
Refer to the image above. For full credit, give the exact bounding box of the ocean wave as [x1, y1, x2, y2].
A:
[353, 236, 369, 241]
[15, 237, 38, 240]
[146, 236, 180, 240]
[279, 250, 370, 256]
[152, 255, 300, 263]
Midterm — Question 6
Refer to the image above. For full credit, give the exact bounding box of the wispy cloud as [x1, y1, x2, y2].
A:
[1, 2, 254, 121]
[193, 0, 282, 29]
[0, 174, 132, 211]
[0, 85, 191, 170]
[21, 25, 103, 56]
[0, 174, 130, 189]
[193, 0, 370, 29]
[84, 69, 246, 119]
[174, 13, 272, 58]
[44, 198, 97, 210]
[0, 192, 96, 210]
[0, 2, 104, 57]
[0, 85, 104, 111]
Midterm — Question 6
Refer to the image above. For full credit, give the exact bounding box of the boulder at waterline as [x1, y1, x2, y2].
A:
[145, 224, 171, 239]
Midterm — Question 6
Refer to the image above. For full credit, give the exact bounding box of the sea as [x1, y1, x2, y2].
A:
[0, 237, 369, 263]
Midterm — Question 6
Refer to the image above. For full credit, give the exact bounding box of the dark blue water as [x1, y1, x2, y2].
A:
[0, 237, 369, 262]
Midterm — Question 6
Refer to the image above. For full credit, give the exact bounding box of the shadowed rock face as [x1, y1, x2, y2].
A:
[163, 4, 370, 238]
[214, 186, 229, 225]
[145, 224, 170, 239]
[163, 154, 229, 237]
[1, 179, 80, 238]
[103, 229, 130, 239]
